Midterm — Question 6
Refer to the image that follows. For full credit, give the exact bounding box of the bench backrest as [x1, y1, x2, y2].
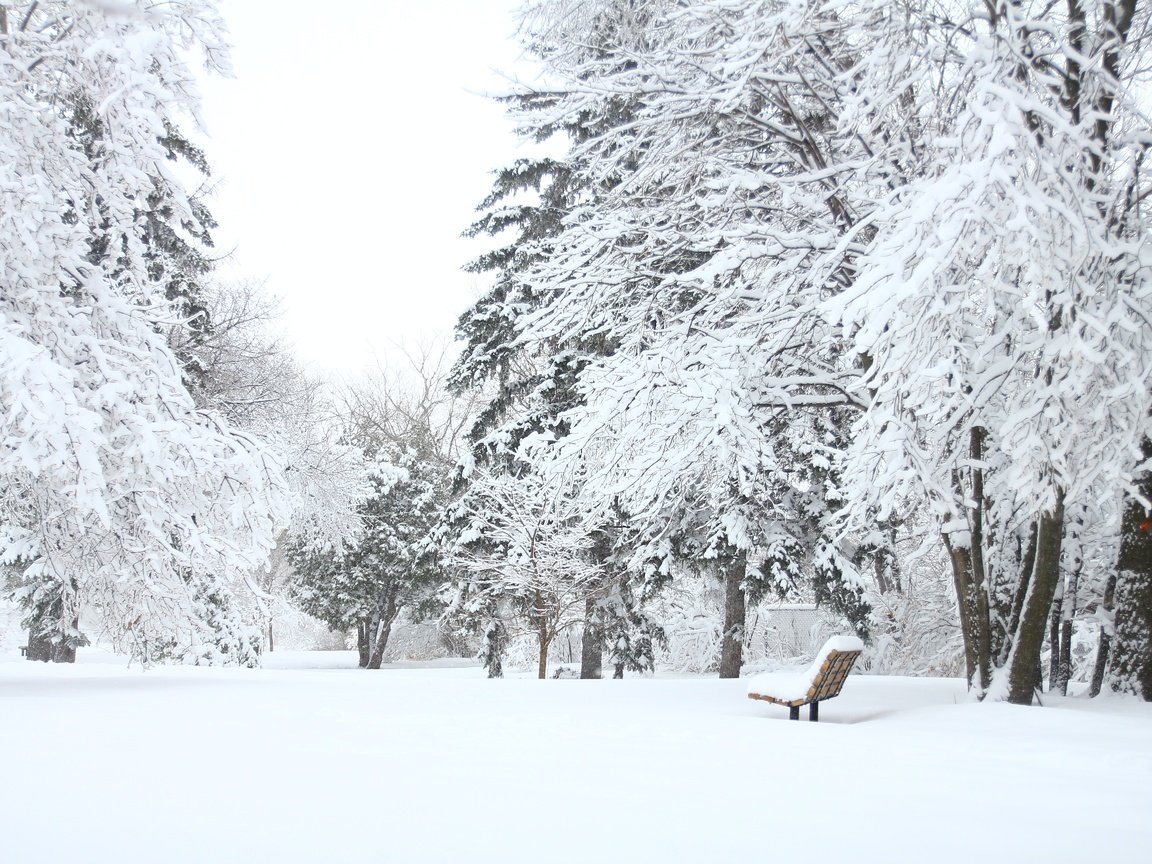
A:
[808, 649, 862, 702]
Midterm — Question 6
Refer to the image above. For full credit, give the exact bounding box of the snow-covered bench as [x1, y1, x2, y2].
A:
[746, 635, 864, 721]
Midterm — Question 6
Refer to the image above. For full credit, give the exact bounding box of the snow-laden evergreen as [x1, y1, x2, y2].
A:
[289, 430, 443, 669]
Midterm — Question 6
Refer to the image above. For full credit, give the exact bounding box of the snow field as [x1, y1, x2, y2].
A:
[1, 652, 1149, 863]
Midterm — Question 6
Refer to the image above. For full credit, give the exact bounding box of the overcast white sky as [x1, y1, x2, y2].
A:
[197, 1, 530, 377]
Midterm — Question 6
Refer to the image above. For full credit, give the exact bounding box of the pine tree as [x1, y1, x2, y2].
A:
[447, 22, 647, 678]
[289, 445, 442, 669]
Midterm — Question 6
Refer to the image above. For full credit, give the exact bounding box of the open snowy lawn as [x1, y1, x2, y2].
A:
[2, 652, 1149, 863]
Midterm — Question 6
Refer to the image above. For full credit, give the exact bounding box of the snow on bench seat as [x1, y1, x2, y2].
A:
[746, 634, 864, 721]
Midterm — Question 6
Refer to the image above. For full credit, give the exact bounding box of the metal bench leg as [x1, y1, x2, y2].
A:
[789, 705, 800, 721]
[809, 701, 819, 722]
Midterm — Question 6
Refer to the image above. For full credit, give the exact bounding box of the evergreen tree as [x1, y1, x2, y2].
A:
[290, 445, 442, 669]
[447, 43, 638, 677]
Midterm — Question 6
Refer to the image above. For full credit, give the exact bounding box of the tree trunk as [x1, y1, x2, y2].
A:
[945, 536, 978, 686]
[267, 621, 275, 654]
[718, 556, 747, 679]
[889, 526, 903, 593]
[365, 619, 386, 669]
[874, 546, 891, 596]
[366, 593, 400, 670]
[1105, 571, 1152, 700]
[1047, 577, 1064, 692]
[967, 428, 993, 691]
[583, 527, 614, 679]
[1055, 562, 1081, 696]
[1006, 495, 1065, 705]
[357, 621, 370, 668]
[1089, 571, 1118, 697]
[1052, 513, 1085, 695]
[1002, 521, 1040, 674]
[1056, 616, 1074, 695]
[580, 596, 603, 679]
[997, 522, 1038, 665]
[537, 627, 551, 680]
[528, 587, 552, 679]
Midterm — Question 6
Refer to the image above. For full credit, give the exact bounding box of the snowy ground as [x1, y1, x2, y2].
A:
[1, 650, 1149, 863]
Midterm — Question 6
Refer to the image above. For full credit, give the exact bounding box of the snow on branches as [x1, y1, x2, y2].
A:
[0, 2, 290, 662]
[451, 0, 1152, 696]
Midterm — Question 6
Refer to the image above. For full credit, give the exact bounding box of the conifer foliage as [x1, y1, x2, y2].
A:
[290, 444, 442, 669]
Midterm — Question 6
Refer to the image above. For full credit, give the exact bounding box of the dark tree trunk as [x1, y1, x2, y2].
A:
[1006, 496, 1065, 704]
[873, 556, 890, 596]
[1056, 615, 1074, 695]
[967, 429, 993, 690]
[582, 530, 614, 679]
[366, 593, 400, 670]
[537, 633, 551, 680]
[1048, 578, 1064, 692]
[997, 522, 1038, 666]
[1001, 520, 1041, 688]
[1105, 571, 1152, 700]
[357, 621, 370, 668]
[365, 621, 386, 669]
[267, 622, 275, 654]
[1055, 560, 1081, 696]
[945, 537, 978, 686]
[945, 442, 997, 691]
[580, 596, 603, 679]
[530, 588, 552, 680]
[1101, 436, 1152, 696]
[1090, 571, 1118, 697]
[718, 556, 747, 679]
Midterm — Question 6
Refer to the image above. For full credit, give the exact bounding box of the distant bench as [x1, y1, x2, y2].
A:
[746, 635, 864, 722]
[19, 645, 27, 657]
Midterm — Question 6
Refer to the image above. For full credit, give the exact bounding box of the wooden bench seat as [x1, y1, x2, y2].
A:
[746, 635, 864, 721]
